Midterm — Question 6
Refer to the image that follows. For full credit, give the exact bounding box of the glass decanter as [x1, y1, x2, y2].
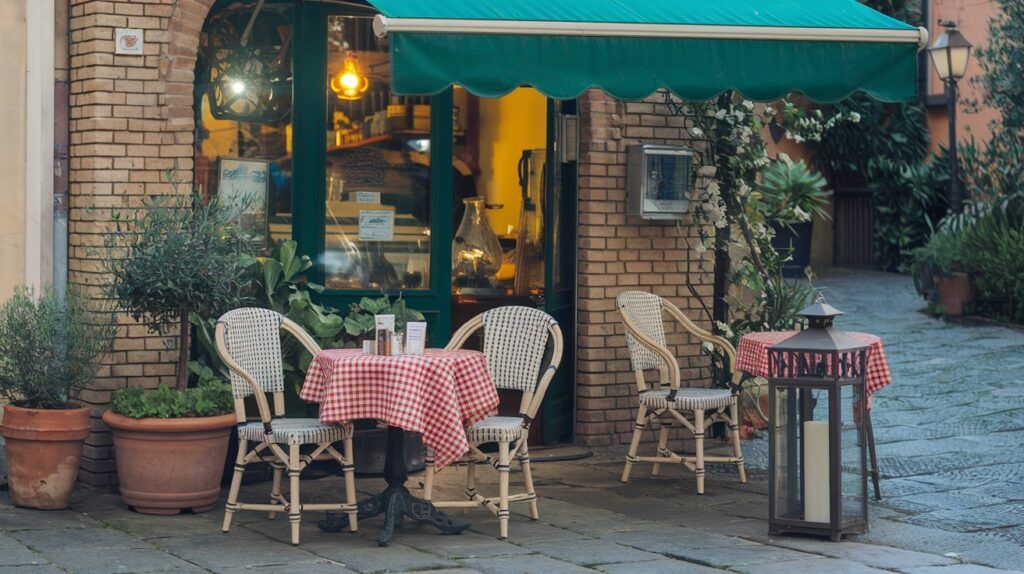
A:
[452, 196, 503, 290]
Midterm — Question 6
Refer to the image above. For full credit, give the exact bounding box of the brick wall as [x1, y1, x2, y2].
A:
[69, 0, 215, 486]
[574, 90, 717, 447]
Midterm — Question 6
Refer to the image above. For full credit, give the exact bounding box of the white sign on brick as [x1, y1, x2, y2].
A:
[115, 28, 144, 55]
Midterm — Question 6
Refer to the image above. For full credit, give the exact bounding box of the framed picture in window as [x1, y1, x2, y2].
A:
[217, 157, 270, 247]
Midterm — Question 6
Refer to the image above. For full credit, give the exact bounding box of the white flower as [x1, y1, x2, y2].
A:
[742, 100, 755, 111]
[690, 127, 704, 137]
[778, 152, 793, 166]
[734, 110, 746, 121]
[715, 109, 728, 120]
[793, 206, 811, 221]
[849, 112, 862, 123]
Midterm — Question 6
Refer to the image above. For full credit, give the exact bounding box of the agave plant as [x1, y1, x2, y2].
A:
[754, 156, 832, 227]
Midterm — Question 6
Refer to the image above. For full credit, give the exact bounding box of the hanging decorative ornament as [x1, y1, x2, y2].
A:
[200, 0, 292, 123]
[331, 51, 370, 100]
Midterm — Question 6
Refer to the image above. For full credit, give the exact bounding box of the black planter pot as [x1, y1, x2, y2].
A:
[771, 221, 814, 278]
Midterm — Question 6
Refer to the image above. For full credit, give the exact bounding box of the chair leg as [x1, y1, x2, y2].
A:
[423, 449, 435, 501]
[497, 441, 510, 540]
[466, 454, 478, 501]
[343, 437, 358, 532]
[518, 442, 539, 520]
[865, 409, 881, 501]
[223, 439, 247, 533]
[652, 424, 669, 476]
[269, 464, 283, 519]
[693, 409, 705, 495]
[622, 405, 648, 483]
[288, 444, 301, 545]
[729, 395, 747, 484]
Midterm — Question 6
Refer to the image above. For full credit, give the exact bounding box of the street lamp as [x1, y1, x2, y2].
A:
[928, 21, 973, 212]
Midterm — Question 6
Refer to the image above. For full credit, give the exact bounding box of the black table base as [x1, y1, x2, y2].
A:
[318, 426, 469, 546]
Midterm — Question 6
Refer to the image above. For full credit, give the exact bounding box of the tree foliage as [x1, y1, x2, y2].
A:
[106, 190, 256, 389]
[0, 288, 116, 409]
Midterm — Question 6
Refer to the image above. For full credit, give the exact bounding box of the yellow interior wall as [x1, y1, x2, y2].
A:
[476, 88, 547, 237]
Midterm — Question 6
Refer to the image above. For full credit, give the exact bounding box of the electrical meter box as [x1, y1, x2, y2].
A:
[626, 144, 693, 220]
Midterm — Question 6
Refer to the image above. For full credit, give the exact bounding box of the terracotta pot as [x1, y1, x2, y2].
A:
[0, 405, 91, 510]
[102, 410, 235, 515]
[936, 272, 974, 317]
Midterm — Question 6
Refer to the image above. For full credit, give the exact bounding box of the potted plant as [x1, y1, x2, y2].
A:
[0, 287, 114, 509]
[756, 156, 831, 277]
[102, 191, 254, 514]
[913, 229, 972, 316]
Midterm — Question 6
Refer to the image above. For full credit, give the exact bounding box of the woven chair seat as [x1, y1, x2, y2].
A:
[466, 416, 526, 444]
[640, 388, 733, 411]
[237, 419, 353, 445]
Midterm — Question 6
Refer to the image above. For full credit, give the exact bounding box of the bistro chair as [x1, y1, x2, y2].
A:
[616, 291, 746, 494]
[215, 308, 358, 545]
[423, 306, 563, 539]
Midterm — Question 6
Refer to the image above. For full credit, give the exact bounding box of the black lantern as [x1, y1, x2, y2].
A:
[768, 300, 870, 541]
[927, 21, 973, 212]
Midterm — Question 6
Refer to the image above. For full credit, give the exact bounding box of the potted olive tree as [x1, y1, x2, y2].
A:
[103, 191, 254, 514]
[0, 287, 114, 509]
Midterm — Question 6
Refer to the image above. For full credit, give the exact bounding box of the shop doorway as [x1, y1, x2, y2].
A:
[449, 89, 577, 444]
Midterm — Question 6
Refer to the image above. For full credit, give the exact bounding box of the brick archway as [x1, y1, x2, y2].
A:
[68, 0, 217, 486]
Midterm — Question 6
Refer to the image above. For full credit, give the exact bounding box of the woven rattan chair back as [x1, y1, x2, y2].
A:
[447, 306, 563, 419]
[218, 308, 286, 399]
[616, 291, 669, 372]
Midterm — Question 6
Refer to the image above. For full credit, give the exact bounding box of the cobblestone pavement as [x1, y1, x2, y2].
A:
[2, 269, 1023, 573]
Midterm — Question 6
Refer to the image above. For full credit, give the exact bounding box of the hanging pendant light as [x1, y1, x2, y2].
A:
[331, 51, 370, 100]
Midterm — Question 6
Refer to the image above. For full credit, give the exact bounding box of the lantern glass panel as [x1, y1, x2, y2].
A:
[840, 381, 867, 523]
[771, 385, 805, 522]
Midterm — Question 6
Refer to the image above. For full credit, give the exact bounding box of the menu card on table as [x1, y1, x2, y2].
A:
[405, 322, 427, 355]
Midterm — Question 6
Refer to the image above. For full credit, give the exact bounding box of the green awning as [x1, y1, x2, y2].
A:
[367, 0, 925, 102]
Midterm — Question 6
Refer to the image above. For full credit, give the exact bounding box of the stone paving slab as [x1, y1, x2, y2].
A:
[732, 557, 890, 574]
[598, 559, 729, 573]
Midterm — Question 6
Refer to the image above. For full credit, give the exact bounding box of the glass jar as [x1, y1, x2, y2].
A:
[452, 197, 502, 291]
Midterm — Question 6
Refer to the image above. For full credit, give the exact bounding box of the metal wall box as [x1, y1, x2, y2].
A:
[626, 144, 693, 220]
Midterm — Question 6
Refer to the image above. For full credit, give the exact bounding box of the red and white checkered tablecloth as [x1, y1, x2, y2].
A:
[300, 348, 499, 469]
[736, 331, 892, 405]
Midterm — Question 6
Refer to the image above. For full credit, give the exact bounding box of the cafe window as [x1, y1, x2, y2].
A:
[321, 14, 431, 291]
[195, 0, 294, 250]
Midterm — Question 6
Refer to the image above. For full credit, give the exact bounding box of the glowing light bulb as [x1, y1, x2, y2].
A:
[340, 72, 360, 90]
[230, 80, 246, 95]
[330, 51, 369, 100]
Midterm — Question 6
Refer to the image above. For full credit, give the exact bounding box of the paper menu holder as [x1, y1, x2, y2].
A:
[405, 322, 427, 355]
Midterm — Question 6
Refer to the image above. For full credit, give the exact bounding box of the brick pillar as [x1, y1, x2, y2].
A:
[574, 90, 716, 447]
[68, 0, 215, 486]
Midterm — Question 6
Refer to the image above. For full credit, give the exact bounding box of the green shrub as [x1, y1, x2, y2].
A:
[0, 288, 115, 409]
[869, 159, 948, 272]
[111, 381, 233, 419]
[957, 196, 1024, 322]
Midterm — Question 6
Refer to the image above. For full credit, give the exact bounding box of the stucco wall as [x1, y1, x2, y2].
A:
[0, 0, 27, 300]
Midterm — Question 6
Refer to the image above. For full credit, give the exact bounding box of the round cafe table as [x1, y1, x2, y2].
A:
[299, 348, 499, 546]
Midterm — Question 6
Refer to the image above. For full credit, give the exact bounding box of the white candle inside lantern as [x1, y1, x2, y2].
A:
[803, 420, 830, 523]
